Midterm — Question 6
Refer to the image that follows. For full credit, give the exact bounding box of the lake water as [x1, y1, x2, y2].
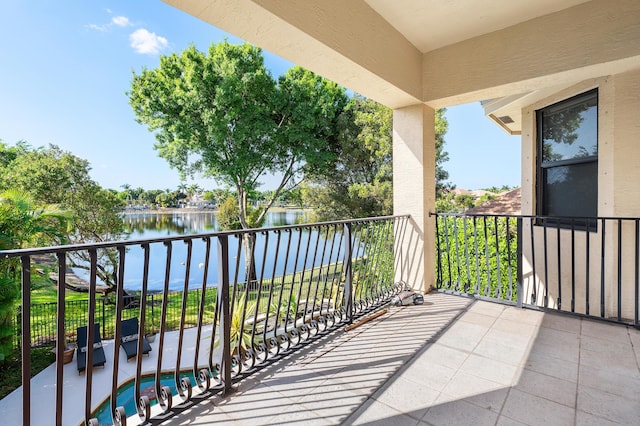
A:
[108, 210, 344, 291]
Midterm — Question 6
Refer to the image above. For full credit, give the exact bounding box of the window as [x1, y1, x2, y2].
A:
[537, 89, 598, 223]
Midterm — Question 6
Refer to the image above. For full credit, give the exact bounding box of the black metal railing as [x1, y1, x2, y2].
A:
[21, 291, 215, 347]
[0, 215, 410, 425]
[434, 212, 640, 327]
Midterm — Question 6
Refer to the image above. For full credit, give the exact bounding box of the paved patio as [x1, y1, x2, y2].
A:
[2, 292, 639, 425]
[171, 293, 640, 425]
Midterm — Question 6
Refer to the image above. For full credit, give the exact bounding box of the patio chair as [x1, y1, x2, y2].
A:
[77, 324, 107, 373]
[120, 317, 152, 360]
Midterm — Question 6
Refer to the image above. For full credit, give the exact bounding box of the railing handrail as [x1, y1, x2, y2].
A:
[433, 212, 640, 328]
[0, 214, 410, 258]
[430, 211, 640, 221]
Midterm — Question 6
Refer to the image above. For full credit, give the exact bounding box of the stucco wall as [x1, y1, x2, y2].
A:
[520, 71, 640, 320]
[393, 105, 435, 292]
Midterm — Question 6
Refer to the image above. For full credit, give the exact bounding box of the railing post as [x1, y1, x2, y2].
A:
[21, 255, 31, 426]
[217, 235, 232, 394]
[516, 218, 523, 308]
[343, 223, 354, 324]
[55, 252, 66, 426]
[101, 297, 106, 338]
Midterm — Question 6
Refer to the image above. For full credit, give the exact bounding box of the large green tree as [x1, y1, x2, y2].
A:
[0, 144, 126, 288]
[0, 190, 68, 360]
[128, 42, 347, 228]
[302, 96, 451, 220]
[129, 41, 347, 281]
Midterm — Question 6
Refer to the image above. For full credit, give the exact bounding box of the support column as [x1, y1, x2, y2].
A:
[393, 104, 436, 293]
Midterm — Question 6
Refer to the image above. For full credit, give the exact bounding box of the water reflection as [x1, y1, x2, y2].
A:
[122, 210, 307, 237]
[115, 210, 317, 291]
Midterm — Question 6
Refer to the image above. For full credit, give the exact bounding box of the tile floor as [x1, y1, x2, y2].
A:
[171, 293, 640, 425]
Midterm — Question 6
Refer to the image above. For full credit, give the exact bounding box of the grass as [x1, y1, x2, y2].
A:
[24, 248, 394, 348]
[31, 286, 90, 304]
[0, 346, 55, 400]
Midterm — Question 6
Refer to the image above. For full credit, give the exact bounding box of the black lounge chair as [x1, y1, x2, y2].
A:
[77, 324, 106, 373]
[120, 317, 152, 360]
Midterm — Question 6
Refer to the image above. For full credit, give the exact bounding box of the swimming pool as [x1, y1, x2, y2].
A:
[93, 372, 195, 424]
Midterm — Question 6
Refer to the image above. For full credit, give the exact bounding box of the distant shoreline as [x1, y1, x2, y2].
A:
[121, 206, 306, 215]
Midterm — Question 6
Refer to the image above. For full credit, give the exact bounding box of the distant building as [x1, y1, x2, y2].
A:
[465, 188, 521, 215]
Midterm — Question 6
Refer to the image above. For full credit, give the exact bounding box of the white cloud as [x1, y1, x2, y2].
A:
[112, 16, 130, 27]
[129, 28, 169, 55]
[86, 23, 109, 32]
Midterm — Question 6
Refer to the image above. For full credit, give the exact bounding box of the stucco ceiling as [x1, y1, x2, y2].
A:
[365, 0, 591, 53]
[164, 0, 640, 133]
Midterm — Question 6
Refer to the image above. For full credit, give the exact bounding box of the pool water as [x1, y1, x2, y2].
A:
[93, 372, 195, 424]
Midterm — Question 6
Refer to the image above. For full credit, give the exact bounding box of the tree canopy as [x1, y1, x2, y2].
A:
[302, 96, 452, 220]
[0, 190, 68, 360]
[0, 143, 125, 287]
[129, 41, 347, 230]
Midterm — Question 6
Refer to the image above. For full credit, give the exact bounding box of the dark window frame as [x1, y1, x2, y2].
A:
[536, 89, 598, 229]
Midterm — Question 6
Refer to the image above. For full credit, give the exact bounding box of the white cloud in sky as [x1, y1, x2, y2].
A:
[129, 28, 169, 55]
[86, 15, 130, 32]
[112, 16, 130, 27]
[86, 23, 109, 32]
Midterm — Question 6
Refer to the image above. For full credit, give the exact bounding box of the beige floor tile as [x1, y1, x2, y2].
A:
[580, 319, 630, 344]
[344, 399, 421, 426]
[402, 360, 457, 392]
[540, 312, 582, 333]
[577, 386, 640, 425]
[528, 339, 580, 364]
[436, 321, 488, 352]
[496, 415, 528, 426]
[630, 328, 640, 363]
[579, 362, 640, 397]
[473, 335, 531, 367]
[424, 398, 498, 426]
[373, 375, 440, 420]
[413, 343, 470, 371]
[267, 407, 342, 426]
[513, 368, 577, 408]
[575, 410, 623, 426]
[458, 353, 522, 386]
[457, 311, 498, 328]
[491, 317, 540, 340]
[468, 300, 506, 316]
[460, 387, 509, 414]
[295, 380, 369, 421]
[441, 370, 505, 400]
[523, 350, 579, 383]
[580, 334, 635, 357]
[499, 306, 544, 326]
[502, 388, 575, 426]
[579, 348, 639, 377]
[536, 326, 581, 349]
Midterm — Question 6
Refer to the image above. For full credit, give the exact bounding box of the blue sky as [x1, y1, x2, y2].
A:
[0, 1, 520, 192]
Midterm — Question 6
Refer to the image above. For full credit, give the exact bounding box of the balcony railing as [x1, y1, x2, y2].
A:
[0, 215, 410, 425]
[434, 212, 640, 327]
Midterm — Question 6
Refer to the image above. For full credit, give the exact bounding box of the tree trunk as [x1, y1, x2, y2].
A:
[242, 233, 259, 290]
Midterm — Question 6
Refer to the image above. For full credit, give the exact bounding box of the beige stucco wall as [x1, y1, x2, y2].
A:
[393, 105, 435, 293]
[423, 0, 640, 108]
[520, 70, 640, 320]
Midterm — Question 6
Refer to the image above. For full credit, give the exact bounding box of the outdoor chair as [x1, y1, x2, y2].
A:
[76, 324, 106, 373]
[120, 317, 152, 360]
